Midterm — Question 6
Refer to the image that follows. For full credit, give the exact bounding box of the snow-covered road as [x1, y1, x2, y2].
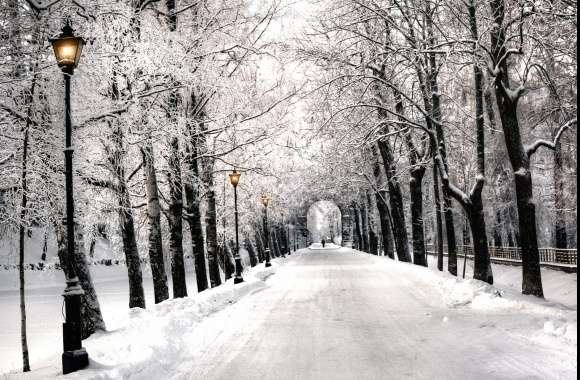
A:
[6, 247, 577, 379]
[180, 248, 575, 380]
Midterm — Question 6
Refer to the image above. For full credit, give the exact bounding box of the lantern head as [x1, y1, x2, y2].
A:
[229, 169, 241, 187]
[50, 22, 85, 74]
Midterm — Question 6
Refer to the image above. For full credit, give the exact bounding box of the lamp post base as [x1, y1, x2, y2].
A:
[233, 256, 244, 284]
[62, 278, 87, 374]
[62, 348, 89, 374]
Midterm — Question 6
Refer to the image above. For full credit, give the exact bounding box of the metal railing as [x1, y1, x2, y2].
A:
[425, 244, 577, 266]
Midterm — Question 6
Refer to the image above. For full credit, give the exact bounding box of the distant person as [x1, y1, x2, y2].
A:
[321, 239, 326, 248]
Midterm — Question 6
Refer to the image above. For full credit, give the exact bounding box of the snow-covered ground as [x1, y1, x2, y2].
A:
[309, 242, 340, 250]
[2, 247, 577, 379]
[427, 255, 577, 308]
[0, 232, 255, 375]
[0, 260, 200, 374]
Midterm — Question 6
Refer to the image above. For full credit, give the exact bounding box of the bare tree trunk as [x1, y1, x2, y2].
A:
[433, 162, 444, 271]
[353, 204, 363, 251]
[377, 140, 412, 262]
[366, 192, 379, 255]
[163, 0, 187, 298]
[224, 241, 235, 280]
[115, 159, 146, 309]
[425, 2, 458, 276]
[393, 88, 429, 266]
[436, 0, 493, 284]
[41, 230, 48, 261]
[467, 1, 493, 283]
[277, 226, 287, 256]
[375, 191, 395, 259]
[183, 128, 208, 292]
[360, 197, 370, 253]
[18, 109, 31, 373]
[205, 179, 222, 287]
[371, 147, 395, 258]
[272, 227, 282, 257]
[107, 71, 146, 308]
[253, 223, 265, 263]
[442, 196, 458, 273]
[245, 237, 258, 267]
[489, 0, 543, 296]
[493, 210, 503, 247]
[74, 226, 106, 338]
[279, 225, 288, 256]
[142, 143, 169, 303]
[410, 167, 427, 266]
[467, 202, 493, 283]
[167, 136, 187, 298]
[553, 132, 567, 248]
[14, 16, 35, 364]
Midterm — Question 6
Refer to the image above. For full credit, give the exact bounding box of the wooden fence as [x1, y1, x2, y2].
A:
[425, 245, 577, 267]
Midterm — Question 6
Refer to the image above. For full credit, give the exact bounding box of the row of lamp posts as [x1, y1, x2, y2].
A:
[228, 170, 286, 282]
[49, 20, 291, 375]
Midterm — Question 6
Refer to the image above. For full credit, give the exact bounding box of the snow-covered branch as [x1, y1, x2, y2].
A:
[0, 103, 28, 123]
[469, 174, 486, 201]
[526, 118, 577, 157]
[0, 153, 14, 166]
[81, 176, 119, 192]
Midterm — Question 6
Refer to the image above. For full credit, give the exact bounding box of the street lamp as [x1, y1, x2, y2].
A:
[261, 194, 272, 267]
[229, 169, 244, 284]
[50, 20, 88, 375]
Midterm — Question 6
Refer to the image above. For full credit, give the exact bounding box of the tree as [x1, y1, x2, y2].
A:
[487, 0, 576, 296]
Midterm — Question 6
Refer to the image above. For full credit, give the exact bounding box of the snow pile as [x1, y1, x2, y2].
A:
[427, 255, 577, 307]
[435, 276, 575, 326]
[436, 276, 576, 345]
[436, 277, 505, 309]
[543, 319, 577, 343]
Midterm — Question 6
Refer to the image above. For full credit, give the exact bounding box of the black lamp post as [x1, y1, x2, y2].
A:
[50, 21, 89, 375]
[229, 169, 244, 284]
[261, 195, 272, 267]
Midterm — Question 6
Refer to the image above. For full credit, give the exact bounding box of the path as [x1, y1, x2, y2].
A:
[179, 248, 575, 380]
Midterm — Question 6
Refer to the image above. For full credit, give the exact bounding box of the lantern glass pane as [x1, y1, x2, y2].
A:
[74, 39, 85, 67]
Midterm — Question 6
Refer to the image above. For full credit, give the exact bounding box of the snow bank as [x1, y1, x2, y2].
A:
[366, 253, 577, 347]
[434, 275, 577, 345]
[3, 262, 280, 379]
